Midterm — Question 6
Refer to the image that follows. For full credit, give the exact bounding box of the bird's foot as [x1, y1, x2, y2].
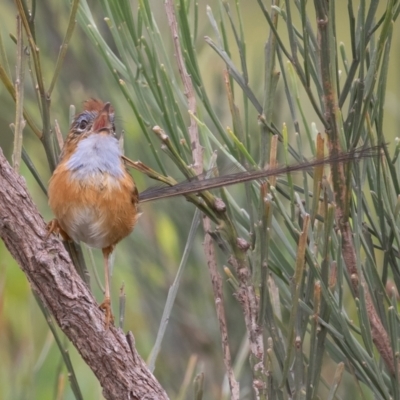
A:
[99, 297, 114, 329]
[46, 219, 71, 242]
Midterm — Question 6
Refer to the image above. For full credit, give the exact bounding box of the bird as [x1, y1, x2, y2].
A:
[48, 99, 139, 328]
[47, 98, 379, 328]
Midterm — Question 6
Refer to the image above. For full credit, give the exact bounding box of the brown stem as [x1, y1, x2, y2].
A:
[12, 15, 26, 172]
[341, 225, 394, 373]
[314, 1, 395, 374]
[0, 148, 168, 400]
[229, 254, 267, 398]
[164, 0, 203, 174]
[203, 218, 240, 400]
[164, 1, 268, 394]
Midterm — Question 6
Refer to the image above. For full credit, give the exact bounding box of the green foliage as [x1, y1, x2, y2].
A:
[1, 0, 400, 399]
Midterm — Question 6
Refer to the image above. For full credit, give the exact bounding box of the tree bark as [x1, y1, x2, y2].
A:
[0, 147, 169, 400]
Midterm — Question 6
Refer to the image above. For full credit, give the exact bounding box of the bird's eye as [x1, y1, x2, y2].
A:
[78, 119, 88, 131]
[72, 111, 95, 134]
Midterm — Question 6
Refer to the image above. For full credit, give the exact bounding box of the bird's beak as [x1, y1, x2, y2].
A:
[92, 102, 113, 133]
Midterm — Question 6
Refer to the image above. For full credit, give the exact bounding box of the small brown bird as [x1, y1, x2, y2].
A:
[48, 99, 379, 327]
[48, 99, 139, 327]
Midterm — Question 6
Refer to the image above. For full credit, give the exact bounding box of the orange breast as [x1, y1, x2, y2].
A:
[48, 163, 139, 249]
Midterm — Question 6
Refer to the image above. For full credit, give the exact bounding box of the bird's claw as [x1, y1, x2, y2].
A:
[46, 219, 71, 242]
[100, 297, 114, 329]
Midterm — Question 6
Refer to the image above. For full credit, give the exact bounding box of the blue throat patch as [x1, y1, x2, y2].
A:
[66, 134, 124, 179]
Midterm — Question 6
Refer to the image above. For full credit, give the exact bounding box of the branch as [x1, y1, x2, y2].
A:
[164, 0, 203, 174]
[313, 1, 395, 375]
[203, 220, 239, 400]
[0, 148, 168, 400]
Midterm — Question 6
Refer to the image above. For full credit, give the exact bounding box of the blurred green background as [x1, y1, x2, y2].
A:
[0, 1, 400, 399]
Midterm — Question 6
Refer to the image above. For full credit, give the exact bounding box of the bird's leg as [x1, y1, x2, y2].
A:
[46, 219, 71, 242]
[100, 246, 115, 328]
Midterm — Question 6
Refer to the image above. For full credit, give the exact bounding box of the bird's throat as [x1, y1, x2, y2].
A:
[66, 134, 124, 180]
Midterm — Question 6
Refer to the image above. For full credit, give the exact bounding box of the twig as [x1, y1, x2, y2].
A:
[148, 153, 217, 371]
[119, 283, 126, 330]
[164, 0, 202, 174]
[0, 61, 41, 139]
[13, 15, 26, 172]
[83, 245, 103, 292]
[176, 355, 198, 400]
[14, 0, 57, 170]
[148, 207, 201, 372]
[164, 2, 268, 396]
[203, 220, 240, 400]
[314, 0, 395, 374]
[231, 254, 267, 398]
[193, 372, 204, 400]
[34, 294, 83, 399]
[48, 0, 80, 95]
[0, 148, 169, 400]
[13, 0, 45, 98]
[54, 119, 64, 151]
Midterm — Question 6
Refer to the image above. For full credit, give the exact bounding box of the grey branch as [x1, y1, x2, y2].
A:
[0, 148, 168, 400]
